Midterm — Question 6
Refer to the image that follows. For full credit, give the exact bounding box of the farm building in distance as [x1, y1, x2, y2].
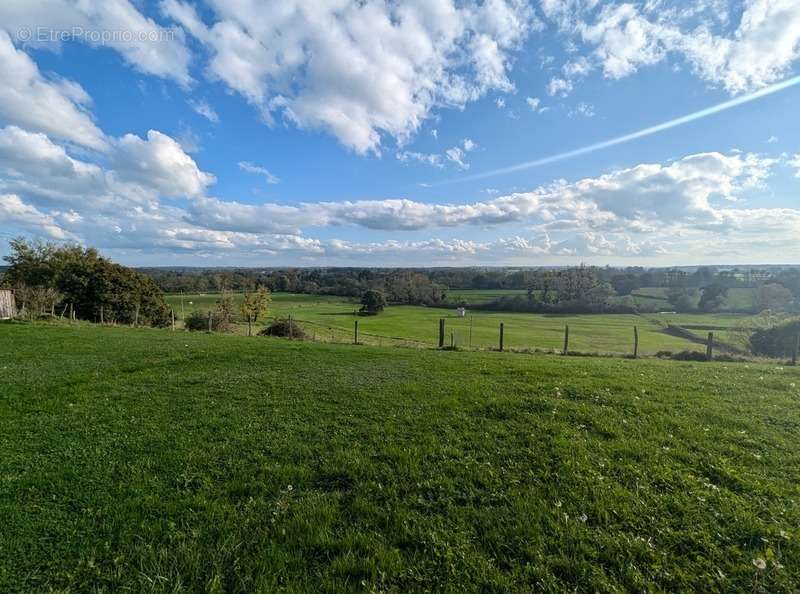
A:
[0, 289, 16, 319]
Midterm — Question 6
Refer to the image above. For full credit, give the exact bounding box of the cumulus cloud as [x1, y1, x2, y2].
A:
[0, 193, 76, 240]
[2, 123, 798, 264]
[0, 126, 214, 214]
[180, 151, 777, 236]
[162, 0, 535, 153]
[0, 0, 191, 85]
[111, 130, 216, 198]
[0, 31, 107, 151]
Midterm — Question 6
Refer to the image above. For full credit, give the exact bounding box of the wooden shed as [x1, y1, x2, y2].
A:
[0, 289, 16, 319]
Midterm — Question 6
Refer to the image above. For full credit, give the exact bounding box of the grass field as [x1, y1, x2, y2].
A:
[631, 287, 757, 312]
[1, 322, 799, 592]
[446, 289, 529, 304]
[166, 292, 756, 355]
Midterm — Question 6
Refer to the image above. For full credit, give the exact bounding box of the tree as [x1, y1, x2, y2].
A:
[698, 284, 728, 312]
[611, 274, 641, 296]
[360, 290, 387, 315]
[240, 287, 272, 335]
[755, 283, 793, 313]
[3, 238, 170, 326]
[667, 289, 696, 312]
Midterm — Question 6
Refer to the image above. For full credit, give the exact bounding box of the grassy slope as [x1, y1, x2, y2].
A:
[2, 322, 799, 593]
[167, 293, 754, 355]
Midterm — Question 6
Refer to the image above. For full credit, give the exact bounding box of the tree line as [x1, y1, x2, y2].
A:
[1, 239, 170, 326]
[141, 264, 800, 314]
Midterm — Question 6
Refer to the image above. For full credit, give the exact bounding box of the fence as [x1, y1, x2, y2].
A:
[165, 305, 800, 362]
[0, 290, 15, 319]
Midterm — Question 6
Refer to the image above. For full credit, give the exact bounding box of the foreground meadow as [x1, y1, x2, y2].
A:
[1, 322, 798, 592]
[165, 292, 755, 355]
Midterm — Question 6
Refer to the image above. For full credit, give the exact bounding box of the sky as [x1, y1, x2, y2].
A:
[0, 0, 799, 267]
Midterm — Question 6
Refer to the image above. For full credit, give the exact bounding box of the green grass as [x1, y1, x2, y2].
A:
[446, 289, 529, 304]
[1, 322, 799, 592]
[166, 293, 756, 355]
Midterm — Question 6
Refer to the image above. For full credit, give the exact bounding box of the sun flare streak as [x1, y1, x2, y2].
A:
[445, 75, 800, 184]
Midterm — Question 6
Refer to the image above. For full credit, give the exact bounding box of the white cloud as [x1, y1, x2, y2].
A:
[112, 130, 216, 198]
[569, 102, 595, 117]
[238, 161, 280, 185]
[495, 97, 506, 108]
[789, 154, 800, 177]
[2, 124, 798, 264]
[0, 31, 107, 151]
[187, 99, 220, 123]
[396, 151, 444, 168]
[526, 96, 544, 112]
[397, 138, 475, 169]
[543, 0, 800, 96]
[445, 147, 470, 169]
[0, 193, 75, 240]
[162, 0, 535, 153]
[0, 126, 214, 213]
[547, 77, 574, 96]
[0, 0, 191, 85]
[181, 151, 777, 235]
[681, 0, 800, 94]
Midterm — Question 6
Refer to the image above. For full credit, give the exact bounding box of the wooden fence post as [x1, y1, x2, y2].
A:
[499, 323, 504, 352]
[134, 303, 140, 327]
[451, 331, 455, 349]
[469, 316, 473, 349]
[69, 303, 74, 323]
[208, 311, 213, 333]
[633, 326, 639, 359]
[563, 325, 570, 355]
[354, 319, 359, 344]
[247, 313, 252, 337]
[289, 315, 293, 340]
[706, 332, 714, 361]
[100, 305, 104, 325]
[171, 309, 175, 331]
[792, 333, 799, 366]
[438, 318, 445, 348]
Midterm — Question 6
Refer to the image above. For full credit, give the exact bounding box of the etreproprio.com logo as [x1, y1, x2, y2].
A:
[15, 27, 176, 44]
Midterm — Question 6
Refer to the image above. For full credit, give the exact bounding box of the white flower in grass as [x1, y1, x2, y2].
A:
[753, 558, 767, 570]
[579, 513, 588, 523]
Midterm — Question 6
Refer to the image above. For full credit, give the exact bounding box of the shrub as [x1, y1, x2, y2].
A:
[360, 289, 387, 314]
[258, 318, 307, 339]
[184, 310, 232, 332]
[750, 319, 800, 357]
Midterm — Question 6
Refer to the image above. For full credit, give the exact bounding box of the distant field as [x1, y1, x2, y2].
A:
[446, 288, 529, 304]
[631, 287, 757, 312]
[2, 322, 798, 592]
[166, 292, 757, 355]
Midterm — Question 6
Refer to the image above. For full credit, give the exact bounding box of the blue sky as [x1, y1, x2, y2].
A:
[1, 0, 799, 266]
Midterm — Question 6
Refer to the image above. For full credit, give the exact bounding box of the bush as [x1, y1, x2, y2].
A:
[750, 319, 800, 357]
[184, 310, 232, 332]
[258, 318, 307, 339]
[360, 289, 387, 314]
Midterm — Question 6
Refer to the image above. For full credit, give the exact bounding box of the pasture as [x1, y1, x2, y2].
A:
[166, 292, 756, 355]
[1, 321, 798, 592]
